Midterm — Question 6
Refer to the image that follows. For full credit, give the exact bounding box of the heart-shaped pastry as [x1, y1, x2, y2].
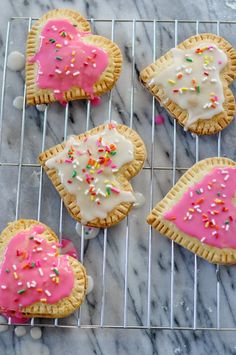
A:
[147, 157, 236, 264]
[38, 122, 146, 228]
[26, 9, 122, 105]
[0, 219, 87, 319]
[140, 34, 236, 135]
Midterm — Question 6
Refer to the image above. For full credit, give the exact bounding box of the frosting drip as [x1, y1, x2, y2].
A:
[0, 225, 74, 316]
[151, 43, 227, 127]
[46, 122, 136, 223]
[164, 167, 236, 249]
[29, 19, 109, 103]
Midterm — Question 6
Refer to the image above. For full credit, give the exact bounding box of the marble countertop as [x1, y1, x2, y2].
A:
[1, 0, 236, 354]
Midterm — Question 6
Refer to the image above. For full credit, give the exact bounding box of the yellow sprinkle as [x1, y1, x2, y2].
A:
[90, 170, 95, 174]
[56, 277, 59, 284]
[181, 87, 188, 91]
[40, 298, 47, 302]
[90, 196, 95, 201]
[13, 272, 18, 280]
[168, 79, 176, 85]
[56, 44, 62, 48]
[72, 50, 76, 56]
[71, 58, 75, 63]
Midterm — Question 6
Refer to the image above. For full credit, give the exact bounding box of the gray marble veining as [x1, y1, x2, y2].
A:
[1, 0, 236, 354]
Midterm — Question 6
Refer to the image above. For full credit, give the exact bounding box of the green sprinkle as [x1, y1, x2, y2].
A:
[60, 31, 67, 37]
[106, 187, 111, 196]
[56, 56, 62, 61]
[86, 165, 91, 169]
[196, 85, 200, 93]
[186, 58, 193, 62]
[30, 262, 36, 268]
[225, 220, 230, 225]
[49, 38, 56, 43]
[110, 151, 117, 156]
[29, 236, 34, 240]
[5, 269, 10, 273]
[72, 170, 77, 178]
[217, 192, 221, 197]
[53, 268, 59, 276]
[17, 289, 26, 294]
[195, 189, 202, 195]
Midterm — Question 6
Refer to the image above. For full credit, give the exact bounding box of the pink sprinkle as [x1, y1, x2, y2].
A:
[65, 159, 72, 163]
[97, 169, 103, 174]
[218, 60, 222, 65]
[155, 114, 165, 125]
[110, 186, 120, 194]
[111, 164, 118, 169]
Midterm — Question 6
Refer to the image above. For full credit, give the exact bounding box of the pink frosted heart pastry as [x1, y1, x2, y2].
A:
[26, 9, 122, 105]
[0, 219, 87, 320]
[147, 157, 236, 264]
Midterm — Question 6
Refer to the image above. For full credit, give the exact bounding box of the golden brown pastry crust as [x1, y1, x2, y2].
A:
[147, 157, 236, 265]
[0, 219, 87, 318]
[26, 8, 122, 105]
[38, 124, 147, 228]
[140, 34, 236, 135]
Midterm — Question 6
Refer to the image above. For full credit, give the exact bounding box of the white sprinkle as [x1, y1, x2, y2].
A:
[12, 264, 17, 271]
[112, 169, 119, 172]
[45, 290, 51, 297]
[84, 189, 89, 195]
[50, 274, 55, 278]
[43, 257, 48, 261]
[27, 282, 31, 288]
[1, 285, 6, 290]
[203, 103, 209, 109]
[190, 191, 193, 197]
[221, 184, 226, 188]
[211, 203, 216, 207]
[18, 282, 23, 286]
[55, 69, 62, 74]
[185, 68, 192, 74]
[200, 188, 203, 193]
[76, 176, 83, 182]
[222, 194, 226, 197]
[212, 219, 216, 225]
[73, 71, 80, 76]
[38, 268, 44, 277]
[221, 170, 228, 175]
[212, 179, 217, 183]
[208, 185, 212, 190]
[201, 237, 206, 242]
[70, 63, 74, 67]
[194, 205, 200, 209]
[197, 209, 202, 213]
[92, 63, 97, 68]
[92, 49, 97, 53]
[54, 89, 60, 94]
[226, 224, 230, 231]
[212, 231, 217, 236]
[211, 79, 217, 83]
[65, 70, 71, 75]
[202, 77, 208, 82]
[37, 247, 43, 252]
[224, 175, 229, 181]
[189, 87, 195, 91]
[64, 40, 68, 45]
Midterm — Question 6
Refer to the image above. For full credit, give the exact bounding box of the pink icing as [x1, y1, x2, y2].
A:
[164, 167, 236, 249]
[0, 225, 74, 319]
[61, 238, 78, 259]
[29, 19, 109, 103]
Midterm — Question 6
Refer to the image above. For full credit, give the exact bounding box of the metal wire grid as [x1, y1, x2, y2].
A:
[0, 17, 235, 331]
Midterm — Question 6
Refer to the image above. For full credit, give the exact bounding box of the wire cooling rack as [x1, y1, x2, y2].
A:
[1, 17, 236, 331]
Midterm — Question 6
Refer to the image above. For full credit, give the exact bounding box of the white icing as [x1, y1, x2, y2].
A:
[75, 222, 100, 239]
[13, 96, 24, 110]
[36, 104, 47, 112]
[151, 43, 227, 127]
[133, 192, 145, 208]
[86, 275, 94, 294]
[46, 123, 136, 223]
[7, 51, 25, 71]
[30, 327, 42, 340]
[15, 326, 27, 337]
